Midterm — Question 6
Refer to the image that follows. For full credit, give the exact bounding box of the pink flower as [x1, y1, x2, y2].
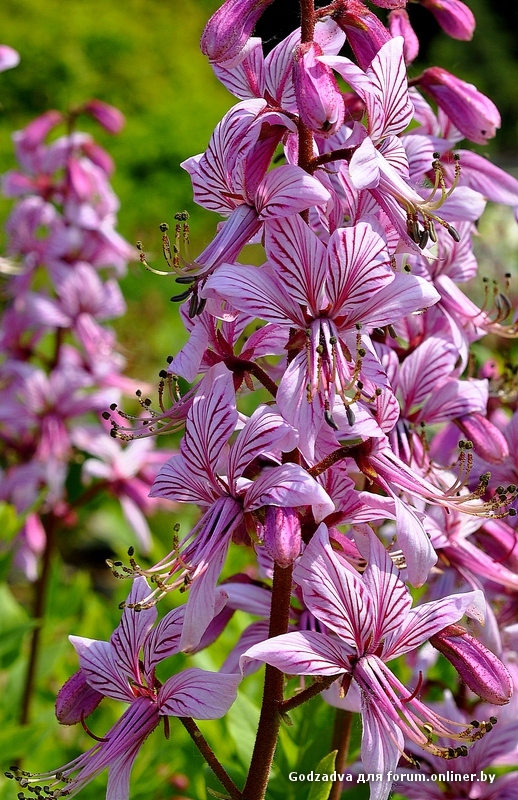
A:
[242, 525, 493, 800]
[9, 578, 239, 800]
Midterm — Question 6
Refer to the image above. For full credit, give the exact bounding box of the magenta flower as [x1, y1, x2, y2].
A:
[212, 18, 345, 107]
[9, 577, 239, 800]
[148, 364, 333, 649]
[204, 214, 439, 457]
[388, 10, 419, 64]
[242, 525, 499, 800]
[10, 578, 240, 800]
[181, 99, 330, 276]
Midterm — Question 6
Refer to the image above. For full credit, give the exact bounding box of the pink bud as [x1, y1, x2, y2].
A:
[456, 412, 509, 464]
[418, 67, 500, 145]
[334, 0, 391, 70]
[84, 100, 125, 134]
[430, 625, 512, 705]
[420, 0, 475, 41]
[389, 10, 419, 64]
[22, 110, 64, 149]
[263, 506, 302, 568]
[294, 42, 345, 137]
[0, 45, 20, 72]
[55, 669, 103, 725]
[201, 0, 274, 66]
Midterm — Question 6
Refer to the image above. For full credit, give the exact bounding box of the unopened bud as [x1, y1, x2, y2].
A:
[263, 506, 302, 568]
[418, 67, 500, 145]
[200, 0, 274, 66]
[294, 42, 345, 137]
[419, 0, 475, 41]
[456, 412, 509, 464]
[55, 669, 103, 725]
[430, 625, 512, 705]
[388, 10, 419, 64]
[84, 100, 125, 134]
[334, 0, 391, 70]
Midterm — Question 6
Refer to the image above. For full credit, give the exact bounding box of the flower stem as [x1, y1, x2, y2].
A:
[329, 710, 353, 800]
[19, 514, 57, 725]
[242, 562, 294, 800]
[298, 0, 316, 176]
[280, 675, 340, 713]
[180, 717, 242, 800]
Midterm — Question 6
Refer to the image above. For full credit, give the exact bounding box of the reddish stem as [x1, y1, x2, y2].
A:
[180, 717, 242, 800]
[329, 710, 353, 800]
[241, 563, 294, 800]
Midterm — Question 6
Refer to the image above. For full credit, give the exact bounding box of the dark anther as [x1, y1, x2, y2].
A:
[346, 405, 355, 426]
[166, 355, 174, 363]
[470, 720, 480, 727]
[419, 229, 429, 249]
[447, 225, 460, 242]
[170, 288, 192, 303]
[188, 292, 199, 318]
[490, 716, 498, 725]
[101, 411, 110, 420]
[196, 297, 207, 315]
[324, 410, 339, 430]
[136, 389, 142, 397]
[110, 403, 117, 410]
[159, 370, 168, 378]
[128, 546, 135, 556]
[159, 222, 169, 232]
[175, 275, 195, 285]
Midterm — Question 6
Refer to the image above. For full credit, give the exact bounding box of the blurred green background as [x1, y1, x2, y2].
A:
[0, 2, 517, 798]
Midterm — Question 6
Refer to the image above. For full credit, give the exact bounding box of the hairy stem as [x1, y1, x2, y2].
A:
[329, 710, 354, 800]
[242, 562, 294, 800]
[280, 675, 340, 713]
[20, 515, 57, 725]
[298, 0, 316, 176]
[180, 717, 242, 800]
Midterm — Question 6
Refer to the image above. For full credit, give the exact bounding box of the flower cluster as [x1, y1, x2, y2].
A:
[7, 1, 518, 799]
[0, 103, 172, 576]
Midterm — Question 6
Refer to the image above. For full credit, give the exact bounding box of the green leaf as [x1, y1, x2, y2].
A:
[226, 691, 260, 768]
[306, 751, 337, 800]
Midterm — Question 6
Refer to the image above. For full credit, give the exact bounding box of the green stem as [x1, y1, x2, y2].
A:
[19, 515, 57, 725]
[180, 717, 242, 800]
[241, 563, 294, 800]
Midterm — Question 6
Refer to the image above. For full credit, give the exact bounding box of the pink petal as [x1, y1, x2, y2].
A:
[158, 668, 240, 718]
[293, 524, 374, 650]
[265, 214, 328, 313]
[241, 630, 352, 676]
